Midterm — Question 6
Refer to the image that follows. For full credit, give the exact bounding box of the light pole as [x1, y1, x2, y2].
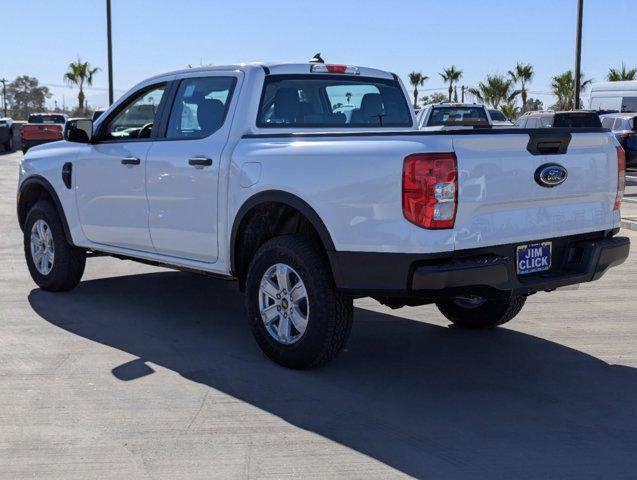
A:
[574, 0, 583, 110]
[1, 78, 7, 117]
[106, 0, 114, 105]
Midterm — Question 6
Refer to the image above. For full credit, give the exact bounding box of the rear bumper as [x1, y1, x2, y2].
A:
[329, 231, 629, 298]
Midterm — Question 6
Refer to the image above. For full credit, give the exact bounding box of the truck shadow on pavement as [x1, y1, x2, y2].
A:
[29, 271, 637, 479]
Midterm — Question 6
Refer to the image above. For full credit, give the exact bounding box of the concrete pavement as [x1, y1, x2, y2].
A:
[1, 149, 636, 479]
[622, 171, 637, 229]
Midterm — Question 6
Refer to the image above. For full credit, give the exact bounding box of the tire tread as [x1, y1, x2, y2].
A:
[24, 200, 85, 291]
[246, 235, 353, 369]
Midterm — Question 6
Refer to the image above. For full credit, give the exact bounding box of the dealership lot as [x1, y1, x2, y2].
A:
[1, 150, 637, 479]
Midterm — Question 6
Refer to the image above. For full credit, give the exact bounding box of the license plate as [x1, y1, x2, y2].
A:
[516, 242, 552, 275]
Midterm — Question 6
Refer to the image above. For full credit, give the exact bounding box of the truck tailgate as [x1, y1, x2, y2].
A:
[22, 124, 63, 141]
[452, 131, 619, 250]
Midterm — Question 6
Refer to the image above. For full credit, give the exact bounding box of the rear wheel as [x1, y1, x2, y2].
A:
[24, 200, 86, 291]
[3, 133, 13, 152]
[245, 235, 353, 369]
[436, 294, 526, 328]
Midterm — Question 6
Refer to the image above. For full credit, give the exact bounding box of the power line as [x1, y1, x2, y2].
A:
[40, 82, 128, 93]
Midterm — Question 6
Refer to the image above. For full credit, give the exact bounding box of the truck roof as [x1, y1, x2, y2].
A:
[590, 80, 637, 92]
[145, 62, 396, 82]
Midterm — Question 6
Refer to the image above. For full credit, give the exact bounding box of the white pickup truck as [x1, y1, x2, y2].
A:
[18, 62, 629, 369]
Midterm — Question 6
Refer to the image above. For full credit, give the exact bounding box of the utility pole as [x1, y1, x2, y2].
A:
[1, 78, 7, 117]
[106, 0, 114, 105]
[574, 0, 584, 110]
[461, 85, 465, 103]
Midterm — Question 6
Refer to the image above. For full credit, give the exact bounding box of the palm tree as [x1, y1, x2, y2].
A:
[63, 58, 100, 113]
[607, 63, 637, 81]
[408, 72, 428, 109]
[508, 63, 534, 112]
[550, 70, 592, 110]
[468, 75, 520, 109]
[500, 103, 520, 121]
[439, 66, 463, 102]
[345, 92, 353, 105]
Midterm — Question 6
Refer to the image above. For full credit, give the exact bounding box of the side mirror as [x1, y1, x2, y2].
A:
[64, 118, 93, 143]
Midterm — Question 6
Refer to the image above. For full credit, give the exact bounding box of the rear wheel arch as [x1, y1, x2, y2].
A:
[230, 191, 336, 290]
[18, 176, 73, 246]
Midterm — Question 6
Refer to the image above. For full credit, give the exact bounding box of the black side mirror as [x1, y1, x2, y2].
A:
[64, 118, 93, 143]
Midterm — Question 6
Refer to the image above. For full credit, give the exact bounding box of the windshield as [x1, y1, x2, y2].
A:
[427, 106, 490, 127]
[28, 114, 65, 124]
[257, 75, 412, 128]
[553, 112, 601, 128]
[621, 97, 637, 113]
[488, 109, 507, 121]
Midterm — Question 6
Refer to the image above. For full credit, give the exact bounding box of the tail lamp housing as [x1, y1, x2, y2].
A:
[615, 146, 626, 211]
[310, 64, 359, 75]
[402, 152, 458, 229]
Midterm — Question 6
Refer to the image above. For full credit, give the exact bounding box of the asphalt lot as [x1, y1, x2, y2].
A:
[623, 170, 637, 223]
[1, 149, 636, 479]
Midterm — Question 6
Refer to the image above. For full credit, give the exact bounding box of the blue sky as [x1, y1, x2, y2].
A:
[2, 0, 635, 110]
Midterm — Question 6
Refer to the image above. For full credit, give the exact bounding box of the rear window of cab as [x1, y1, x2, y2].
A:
[257, 74, 412, 128]
[28, 114, 66, 124]
[427, 107, 489, 127]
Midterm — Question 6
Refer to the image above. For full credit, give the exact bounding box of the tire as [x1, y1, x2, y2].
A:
[245, 235, 353, 369]
[24, 200, 86, 292]
[3, 133, 12, 152]
[436, 295, 526, 329]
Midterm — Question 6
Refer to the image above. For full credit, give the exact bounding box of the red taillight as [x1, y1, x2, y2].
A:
[402, 152, 458, 229]
[615, 146, 626, 211]
[326, 64, 347, 73]
[310, 64, 359, 75]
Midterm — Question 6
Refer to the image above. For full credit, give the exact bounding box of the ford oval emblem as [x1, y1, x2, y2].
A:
[535, 163, 568, 187]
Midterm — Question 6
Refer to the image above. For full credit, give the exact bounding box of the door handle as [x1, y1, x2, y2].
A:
[188, 156, 213, 167]
[121, 157, 141, 165]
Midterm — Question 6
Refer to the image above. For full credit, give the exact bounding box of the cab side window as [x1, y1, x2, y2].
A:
[166, 77, 236, 139]
[105, 85, 166, 140]
[526, 117, 539, 128]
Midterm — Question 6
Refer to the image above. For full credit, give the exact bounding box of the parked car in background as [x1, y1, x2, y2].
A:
[0, 117, 14, 151]
[17, 62, 628, 369]
[515, 110, 602, 128]
[92, 109, 107, 121]
[590, 80, 637, 112]
[488, 109, 514, 127]
[601, 113, 637, 167]
[21, 113, 67, 153]
[417, 103, 492, 129]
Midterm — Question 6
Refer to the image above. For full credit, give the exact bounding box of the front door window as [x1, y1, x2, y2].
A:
[106, 86, 166, 140]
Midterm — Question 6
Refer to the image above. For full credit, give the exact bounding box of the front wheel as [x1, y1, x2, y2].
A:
[3, 134, 13, 152]
[436, 294, 526, 328]
[245, 235, 353, 369]
[24, 200, 86, 291]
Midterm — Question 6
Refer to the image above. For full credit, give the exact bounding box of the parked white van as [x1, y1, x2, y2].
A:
[589, 81, 637, 112]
